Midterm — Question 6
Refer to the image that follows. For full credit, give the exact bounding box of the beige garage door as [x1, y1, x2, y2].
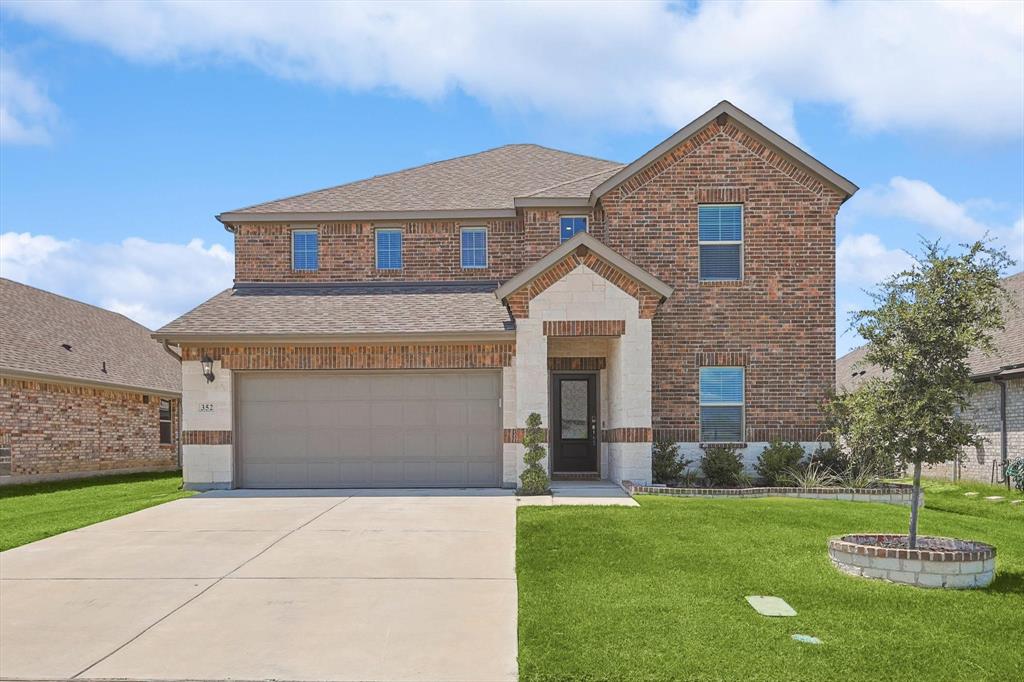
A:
[237, 371, 502, 488]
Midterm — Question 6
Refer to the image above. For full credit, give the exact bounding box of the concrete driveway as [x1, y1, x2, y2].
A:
[0, 489, 518, 682]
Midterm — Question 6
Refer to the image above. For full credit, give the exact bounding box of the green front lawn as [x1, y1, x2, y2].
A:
[517, 480, 1023, 681]
[0, 471, 193, 551]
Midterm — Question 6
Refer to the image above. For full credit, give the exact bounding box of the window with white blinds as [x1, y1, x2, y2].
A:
[699, 366, 744, 442]
[291, 230, 318, 271]
[698, 205, 742, 281]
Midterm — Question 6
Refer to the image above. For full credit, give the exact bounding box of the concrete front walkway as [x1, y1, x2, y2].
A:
[0, 489, 518, 682]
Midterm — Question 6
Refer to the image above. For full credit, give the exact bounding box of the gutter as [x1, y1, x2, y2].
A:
[150, 330, 517, 345]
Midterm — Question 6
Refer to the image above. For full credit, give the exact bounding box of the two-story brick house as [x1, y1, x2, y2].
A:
[155, 101, 857, 490]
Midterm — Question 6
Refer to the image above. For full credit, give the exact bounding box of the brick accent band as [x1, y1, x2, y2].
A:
[694, 187, 749, 204]
[182, 430, 232, 445]
[543, 320, 625, 337]
[503, 428, 549, 443]
[548, 357, 607, 371]
[181, 343, 515, 370]
[652, 427, 821, 444]
[694, 351, 748, 367]
[602, 427, 653, 443]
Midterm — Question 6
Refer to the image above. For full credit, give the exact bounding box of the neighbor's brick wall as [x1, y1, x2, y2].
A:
[0, 376, 179, 476]
[925, 377, 1024, 483]
[599, 117, 845, 441]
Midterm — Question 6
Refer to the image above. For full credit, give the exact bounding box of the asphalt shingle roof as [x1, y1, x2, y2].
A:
[224, 144, 623, 215]
[154, 283, 514, 338]
[0, 278, 181, 394]
[836, 271, 1024, 391]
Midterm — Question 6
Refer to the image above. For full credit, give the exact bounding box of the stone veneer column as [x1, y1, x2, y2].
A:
[181, 360, 233, 489]
[606, 317, 653, 484]
[512, 317, 550, 480]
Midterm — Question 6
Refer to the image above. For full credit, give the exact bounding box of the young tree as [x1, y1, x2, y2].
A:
[518, 412, 551, 495]
[835, 240, 1012, 547]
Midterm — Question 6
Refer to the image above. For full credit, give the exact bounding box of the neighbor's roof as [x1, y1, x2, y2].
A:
[218, 145, 623, 223]
[217, 101, 857, 225]
[836, 271, 1024, 391]
[153, 282, 514, 342]
[0, 278, 180, 395]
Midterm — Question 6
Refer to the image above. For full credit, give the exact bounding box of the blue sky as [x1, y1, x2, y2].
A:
[1, 1, 1021, 356]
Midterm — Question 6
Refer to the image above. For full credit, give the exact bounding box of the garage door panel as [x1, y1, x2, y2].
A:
[239, 371, 500, 488]
[436, 402, 468, 427]
[467, 401, 500, 427]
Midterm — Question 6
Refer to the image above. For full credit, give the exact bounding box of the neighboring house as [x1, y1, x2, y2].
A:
[155, 101, 858, 490]
[836, 271, 1024, 483]
[0, 279, 182, 483]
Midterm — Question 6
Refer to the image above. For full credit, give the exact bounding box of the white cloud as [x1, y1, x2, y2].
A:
[0, 53, 58, 144]
[836, 233, 916, 286]
[851, 177, 1024, 258]
[3, 0, 1022, 140]
[0, 232, 233, 329]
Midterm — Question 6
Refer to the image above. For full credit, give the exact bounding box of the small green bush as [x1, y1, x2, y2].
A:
[754, 438, 805, 485]
[518, 412, 550, 495]
[652, 439, 693, 485]
[700, 445, 744, 487]
[806, 444, 849, 475]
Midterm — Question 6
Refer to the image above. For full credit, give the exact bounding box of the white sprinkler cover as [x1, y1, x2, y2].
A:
[745, 596, 797, 617]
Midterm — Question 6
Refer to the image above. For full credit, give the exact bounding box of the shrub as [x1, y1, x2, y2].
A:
[837, 462, 880, 489]
[787, 462, 839, 489]
[806, 444, 849, 476]
[700, 445, 744, 487]
[518, 412, 550, 495]
[754, 439, 805, 485]
[652, 439, 693, 485]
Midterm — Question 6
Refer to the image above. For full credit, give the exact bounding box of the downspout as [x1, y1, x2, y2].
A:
[995, 376, 1008, 490]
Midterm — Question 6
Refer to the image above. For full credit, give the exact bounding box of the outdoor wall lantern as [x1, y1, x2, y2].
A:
[201, 355, 215, 383]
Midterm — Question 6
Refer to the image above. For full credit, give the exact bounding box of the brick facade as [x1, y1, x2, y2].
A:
[599, 118, 843, 439]
[925, 377, 1024, 483]
[221, 116, 844, 452]
[180, 343, 515, 370]
[0, 376, 179, 478]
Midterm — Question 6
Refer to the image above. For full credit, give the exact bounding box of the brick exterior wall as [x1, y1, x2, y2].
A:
[542, 320, 626, 337]
[180, 343, 515, 370]
[226, 115, 845, 444]
[598, 118, 844, 439]
[0, 376, 179, 477]
[925, 376, 1024, 483]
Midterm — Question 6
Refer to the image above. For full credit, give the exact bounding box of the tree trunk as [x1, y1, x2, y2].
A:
[908, 461, 923, 549]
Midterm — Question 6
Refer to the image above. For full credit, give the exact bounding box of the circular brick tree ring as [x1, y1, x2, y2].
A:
[828, 534, 996, 589]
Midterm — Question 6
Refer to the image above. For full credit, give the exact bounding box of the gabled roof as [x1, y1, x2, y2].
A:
[589, 101, 858, 203]
[218, 145, 623, 224]
[836, 271, 1024, 391]
[0, 278, 180, 396]
[153, 282, 514, 342]
[494, 232, 674, 301]
[217, 101, 856, 225]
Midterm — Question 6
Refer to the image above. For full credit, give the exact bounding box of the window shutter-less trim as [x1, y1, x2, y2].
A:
[699, 367, 744, 442]
[376, 229, 403, 270]
[291, 230, 318, 271]
[461, 227, 487, 268]
[698, 204, 742, 281]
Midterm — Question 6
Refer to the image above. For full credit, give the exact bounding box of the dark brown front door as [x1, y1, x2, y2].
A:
[551, 374, 598, 473]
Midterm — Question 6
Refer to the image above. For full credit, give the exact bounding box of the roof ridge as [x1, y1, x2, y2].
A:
[505, 143, 621, 167]
[0, 277, 154, 333]
[522, 166, 626, 198]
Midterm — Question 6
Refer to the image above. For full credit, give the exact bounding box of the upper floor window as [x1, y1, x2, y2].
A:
[560, 215, 588, 242]
[461, 227, 487, 269]
[376, 229, 403, 270]
[698, 205, 743, 281]
[291, 230, 318, 271]
[159, 399, 173, 444]
[699, 367, 744, 442]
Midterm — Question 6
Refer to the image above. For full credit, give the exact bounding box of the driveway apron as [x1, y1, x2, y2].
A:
[0, 489, 518, 682]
